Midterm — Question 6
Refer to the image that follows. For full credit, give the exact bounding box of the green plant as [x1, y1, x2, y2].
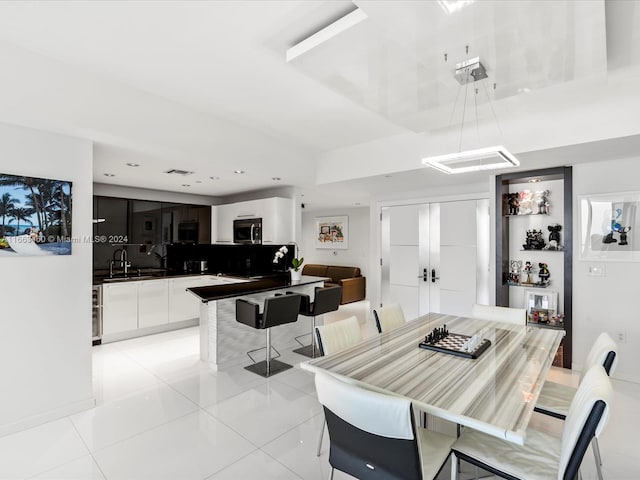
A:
[291, 257, 304, 272]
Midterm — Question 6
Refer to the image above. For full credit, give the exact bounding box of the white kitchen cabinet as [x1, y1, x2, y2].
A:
[214, 197, 293, 244]
[261, 197, 293, 244]
[138, 279, 169, 328]
[214, 204, 236, 243]
[102, 282, 138, 335]
[235, 199, 261, 218]
[168, 276, 213, 323]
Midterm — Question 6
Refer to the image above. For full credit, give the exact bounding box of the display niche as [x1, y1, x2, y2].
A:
[496, 166, 572, 368]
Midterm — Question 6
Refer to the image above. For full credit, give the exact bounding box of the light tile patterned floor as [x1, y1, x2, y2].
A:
[0, 301, 637, 479]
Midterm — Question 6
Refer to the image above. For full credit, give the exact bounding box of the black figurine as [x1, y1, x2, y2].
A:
[523, 229, 546, 250]
[619, 226, 631, 245]
[548, 224, 562, 249]
[507, 193, 520, 215]
[538, 263, 550, 285]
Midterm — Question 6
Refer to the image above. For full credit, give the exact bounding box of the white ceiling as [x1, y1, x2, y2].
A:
[0, 0, 638, 208]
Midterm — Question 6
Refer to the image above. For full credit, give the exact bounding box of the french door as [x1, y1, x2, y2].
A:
[380, 199, 490, 320]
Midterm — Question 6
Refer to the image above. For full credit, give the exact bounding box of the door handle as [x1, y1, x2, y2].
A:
[431, 269, 440, 283]
[417, 268, 428, 282]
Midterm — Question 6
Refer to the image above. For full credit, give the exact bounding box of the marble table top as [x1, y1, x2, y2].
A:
[301, 312, 564, 445]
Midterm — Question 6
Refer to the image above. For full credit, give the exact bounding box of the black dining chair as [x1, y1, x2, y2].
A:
[235, 293, 301, 377]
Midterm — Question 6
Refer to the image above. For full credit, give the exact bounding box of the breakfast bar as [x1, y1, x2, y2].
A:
[188, 274, 327, 369]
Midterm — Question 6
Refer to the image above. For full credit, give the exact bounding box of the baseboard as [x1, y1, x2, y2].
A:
[572, 362, 640, 384]
[102, 318, 198, 344]
[0, 397, 96, 439]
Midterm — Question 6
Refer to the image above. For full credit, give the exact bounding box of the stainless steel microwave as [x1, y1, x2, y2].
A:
[233, 218, 262, 244]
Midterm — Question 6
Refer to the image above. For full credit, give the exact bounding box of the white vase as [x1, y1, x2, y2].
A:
[290, 269, 302, 282]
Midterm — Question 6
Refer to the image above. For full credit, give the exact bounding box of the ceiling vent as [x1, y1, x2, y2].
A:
[164, 169, 194, 176]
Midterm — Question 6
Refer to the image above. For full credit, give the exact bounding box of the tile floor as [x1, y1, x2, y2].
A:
[0, 302, 637, 479]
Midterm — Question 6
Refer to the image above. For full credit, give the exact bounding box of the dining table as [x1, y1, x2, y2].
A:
[300, 312, 564, 445]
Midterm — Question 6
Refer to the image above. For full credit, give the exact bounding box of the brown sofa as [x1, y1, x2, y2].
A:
[302, 264, 366, 305]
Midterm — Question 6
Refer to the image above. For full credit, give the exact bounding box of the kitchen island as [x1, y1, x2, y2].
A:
[188, 275, 327, 369]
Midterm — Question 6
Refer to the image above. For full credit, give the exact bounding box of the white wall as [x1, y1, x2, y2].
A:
[0, 123, 94, 436]
[573, 158, 640, 382]
[300, 207, 370, 280]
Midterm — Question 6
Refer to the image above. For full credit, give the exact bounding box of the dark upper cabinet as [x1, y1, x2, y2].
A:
[130, 200, 162, 246]
[162, 203, 211, 245]
[93, 196, 128, 241]
[93, 196, 211, 248]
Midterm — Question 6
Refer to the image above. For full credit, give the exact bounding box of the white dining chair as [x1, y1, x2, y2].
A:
[315, 371, 455, 480]
[535, 332, 618, 480]
[315, 315, 362, 356]
[471, 303, 526, 325]
[451, 365, 613, 480]
[314, 315, 363, 457]
[373, 303, 406, 333]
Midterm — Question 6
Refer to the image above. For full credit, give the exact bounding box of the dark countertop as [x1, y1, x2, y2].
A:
[93, 269, 246, 285]
[187, 275, 328, 303]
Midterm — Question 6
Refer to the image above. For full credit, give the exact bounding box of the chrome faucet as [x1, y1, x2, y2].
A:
[120, 249, 131, 276]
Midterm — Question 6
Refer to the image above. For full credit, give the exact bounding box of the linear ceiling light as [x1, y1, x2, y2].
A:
[422, 146, 519, 174]
[286, 8, 368, 62]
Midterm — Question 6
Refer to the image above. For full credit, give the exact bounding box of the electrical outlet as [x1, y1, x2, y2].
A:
[616, 332, 627, 344]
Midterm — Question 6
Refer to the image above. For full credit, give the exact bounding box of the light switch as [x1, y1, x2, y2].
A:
[588, 265, 606, 276]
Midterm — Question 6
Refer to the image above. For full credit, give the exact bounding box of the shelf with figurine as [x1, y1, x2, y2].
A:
[519, 224, 563, 251]
[505, 260, 552, 288]
[504, 189, 551, 216]
[528, 312, 565, 330]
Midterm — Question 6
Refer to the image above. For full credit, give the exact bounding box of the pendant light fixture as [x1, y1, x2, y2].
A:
[422, 55, 519, 174]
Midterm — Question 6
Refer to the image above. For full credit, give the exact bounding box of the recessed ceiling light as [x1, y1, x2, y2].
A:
[272, 177, 281, 181]
[529, 178, 541, 183]
[181, 184, 191, 187]
[384, 175, 392, 178]
[104, 173, 115, 177]
[210, 176, 220, 180]
[234, 170, 245, 174]
[126, 163, 140, 167]
[195, 180, 202, 183]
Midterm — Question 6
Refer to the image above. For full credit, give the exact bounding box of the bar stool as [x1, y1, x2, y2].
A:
[235, 293, 302, 377]
[292, 285, 342, 358]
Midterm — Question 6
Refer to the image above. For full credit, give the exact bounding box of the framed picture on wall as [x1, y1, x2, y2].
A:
[315, 215, 348, 249]
[579, 191, 640, 261]
[0, 172, 72, 256]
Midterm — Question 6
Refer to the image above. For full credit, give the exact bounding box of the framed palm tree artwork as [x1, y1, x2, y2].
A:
[0, 173, 72, 256]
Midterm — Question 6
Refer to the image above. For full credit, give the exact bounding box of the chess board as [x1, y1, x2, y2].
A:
[418, 332, 491, 359]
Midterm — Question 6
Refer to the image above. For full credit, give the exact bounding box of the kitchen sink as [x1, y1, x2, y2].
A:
[102, 275, 156, 283]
